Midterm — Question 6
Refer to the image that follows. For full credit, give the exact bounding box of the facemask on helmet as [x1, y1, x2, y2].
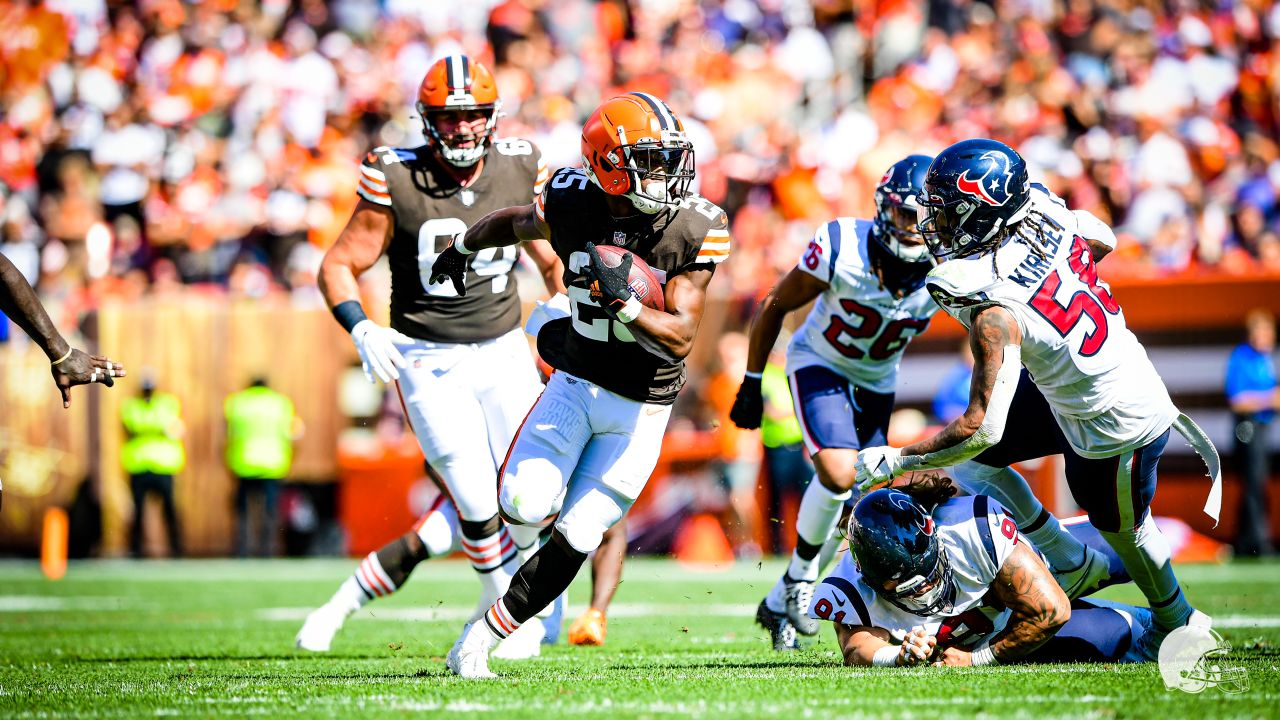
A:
[873, 154, 935, 264]
[917, 139, 1032, 259]
[417, 55, 501, 168]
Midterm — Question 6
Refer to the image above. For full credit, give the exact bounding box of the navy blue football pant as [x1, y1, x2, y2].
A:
[972, 370, 1192, 628]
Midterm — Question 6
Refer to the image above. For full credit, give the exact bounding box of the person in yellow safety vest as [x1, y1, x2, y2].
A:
[225, 377, 302, 558]
[121, 374, 185, 558]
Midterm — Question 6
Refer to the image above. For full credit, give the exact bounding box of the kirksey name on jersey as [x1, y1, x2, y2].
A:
[534, 167, 731, 405]
[808, 495, 1019, 649]
[789, 218, 940, 393]
[357, 138, 547, 344]
[924, 185, 1177, 458]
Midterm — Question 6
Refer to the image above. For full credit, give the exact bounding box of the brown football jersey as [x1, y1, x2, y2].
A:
[356, 138, 548, 343]
[534, 167, 731, 404]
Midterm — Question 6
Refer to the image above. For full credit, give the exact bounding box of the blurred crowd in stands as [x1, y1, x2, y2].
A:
[2, 0, 1279, 325]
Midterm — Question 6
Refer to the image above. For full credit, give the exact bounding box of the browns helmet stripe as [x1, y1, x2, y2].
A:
[629, 92, 673, 131]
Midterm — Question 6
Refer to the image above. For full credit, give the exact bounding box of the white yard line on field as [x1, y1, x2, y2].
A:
[254, 604, 1280, 628]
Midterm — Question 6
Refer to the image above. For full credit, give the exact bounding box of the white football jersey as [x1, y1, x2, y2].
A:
[808, 495, 1019, 649]
[788, 218, 940, 393]
[924, 185, 1177, 458]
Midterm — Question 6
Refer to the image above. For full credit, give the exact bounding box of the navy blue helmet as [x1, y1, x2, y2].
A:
[848, 489, 956, 617]
[872, 154, 934, 264]
[918, 139, 1031, 259]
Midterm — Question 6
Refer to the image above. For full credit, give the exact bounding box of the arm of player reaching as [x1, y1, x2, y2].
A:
[935, 542, 1070, 666]
[856, 306, 1023, 490]
[0, 253, 124, 408]
[729, 268, 828, 429]
[429, 203, 548, 296]
[320, 199, 413, 384]
[835, 624, 937, 668]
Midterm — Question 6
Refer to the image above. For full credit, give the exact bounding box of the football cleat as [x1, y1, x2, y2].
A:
[784, 576, 820, 636]
[1135, 608, 1214, 662]
[294, 603, 349, 652]
[756, 600, 797, 652]
[568, 608, 608, 646]
[1052, 546, 1112, 600]
[491, 620, 544, 660]
[446, 622, 497, 679]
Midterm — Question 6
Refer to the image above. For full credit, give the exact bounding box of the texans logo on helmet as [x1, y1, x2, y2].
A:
[955, 151, 1013, 207]
[888, 493, 931, 532]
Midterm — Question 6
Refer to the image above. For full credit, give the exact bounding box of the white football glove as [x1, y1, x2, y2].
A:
[350, 320, 414, 384]
[855, 446, 905, 492]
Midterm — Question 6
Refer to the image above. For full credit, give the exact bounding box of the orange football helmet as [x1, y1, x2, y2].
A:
[581, 93, 695, 214]
[417, 55, 501, 167]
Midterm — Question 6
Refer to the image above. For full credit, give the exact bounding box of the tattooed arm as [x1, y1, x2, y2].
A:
[855, 306, 1025, 489]
[932, 541, 1070, 666]
[987, 541, 1072, 659]
[902, 306, 1022, 458]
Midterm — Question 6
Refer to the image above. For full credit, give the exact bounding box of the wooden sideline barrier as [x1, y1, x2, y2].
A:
[0, 270, 1276, 556]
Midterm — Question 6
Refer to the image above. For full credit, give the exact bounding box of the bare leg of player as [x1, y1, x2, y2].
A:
[568, 519, 626, 646]
[296, 496, 460, 652]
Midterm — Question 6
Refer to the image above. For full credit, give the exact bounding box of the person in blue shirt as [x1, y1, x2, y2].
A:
[1225, 309, 1279, 556]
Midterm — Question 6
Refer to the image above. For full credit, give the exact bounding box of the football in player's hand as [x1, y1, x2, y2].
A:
[591, 245, 665, 311]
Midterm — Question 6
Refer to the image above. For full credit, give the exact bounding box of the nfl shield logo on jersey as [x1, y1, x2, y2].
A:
[611, 231, 627, 245]
[459, 189, 475, 207]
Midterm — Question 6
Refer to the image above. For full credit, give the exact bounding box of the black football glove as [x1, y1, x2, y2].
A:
[428, 244, 469, 296]
[728, 375, 764, 429]
[583, 242, 636, 318]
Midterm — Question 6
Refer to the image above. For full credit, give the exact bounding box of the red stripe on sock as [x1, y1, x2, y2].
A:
[357, 564, 383, 597]
[363, 555, 394, 595]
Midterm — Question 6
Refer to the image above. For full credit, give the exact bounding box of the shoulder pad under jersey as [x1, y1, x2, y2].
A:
[924, 257, 999, 323]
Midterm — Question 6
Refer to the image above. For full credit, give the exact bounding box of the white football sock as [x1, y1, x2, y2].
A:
[1099, 514, 1192, 629]
[788, 477, 850, 582]
[952, 461, 1088, 570]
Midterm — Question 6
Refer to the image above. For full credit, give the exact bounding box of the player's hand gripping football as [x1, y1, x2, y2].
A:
[855, 446, 908, 492]
[50, 348, 125, 408]
[583, 242, 639, 321]
[899, 627, 938, 667]
[428, 242, 470, 296]
[350, 320, 414, 384]
[729, 376, 764, 429]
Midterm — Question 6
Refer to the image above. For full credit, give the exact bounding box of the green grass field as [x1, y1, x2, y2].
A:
[0, 557, 1277, 718]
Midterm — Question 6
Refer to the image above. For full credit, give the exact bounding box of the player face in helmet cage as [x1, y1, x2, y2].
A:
[417, 55, 501, 168]
[581, 93, 696, 215]
[869, 154, 936, 295]
[916, 138, 1032, 260]
[848, 489, 957, 617]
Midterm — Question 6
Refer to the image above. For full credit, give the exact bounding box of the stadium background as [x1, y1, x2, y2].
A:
[0, 0, 1278, 561]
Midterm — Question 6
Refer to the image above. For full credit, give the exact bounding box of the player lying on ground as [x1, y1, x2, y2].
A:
[301, 55, 567, 659]
[430, 93, 730, 678]
[815, 487, 1158, 667]
[0, 253, 126, 510]
[855, 139, 1221, 653]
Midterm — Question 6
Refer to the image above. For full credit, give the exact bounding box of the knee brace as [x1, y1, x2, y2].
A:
[555, 487, 627, 554]
[499, 472, 562, 526]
